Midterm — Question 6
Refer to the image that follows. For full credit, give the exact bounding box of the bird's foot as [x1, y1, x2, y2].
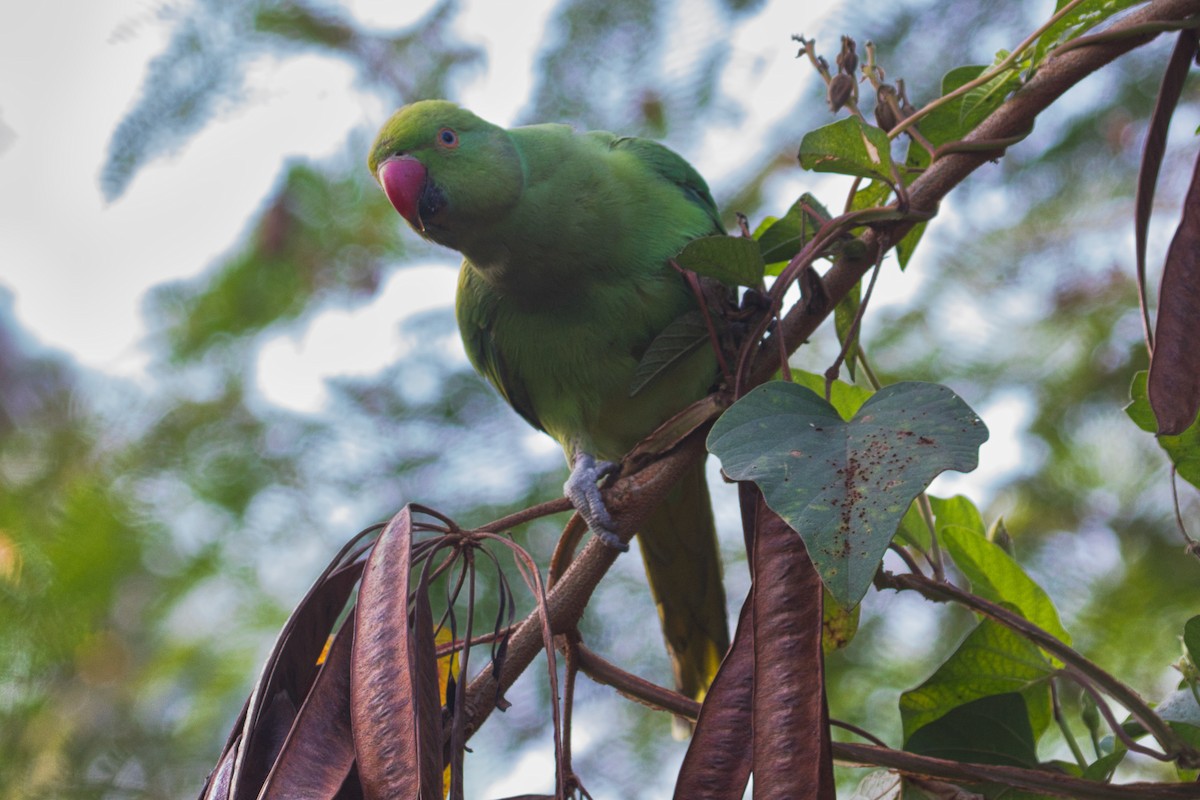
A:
[564, 453, 627, 552]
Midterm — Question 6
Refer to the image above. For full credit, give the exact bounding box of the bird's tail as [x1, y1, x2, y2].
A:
[637, 458, 729, 717]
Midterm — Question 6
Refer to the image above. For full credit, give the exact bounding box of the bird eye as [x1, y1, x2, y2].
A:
[437, 128, 459, 148]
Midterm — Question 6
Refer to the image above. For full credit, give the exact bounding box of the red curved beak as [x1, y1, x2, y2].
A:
[377, 155, 428, 231]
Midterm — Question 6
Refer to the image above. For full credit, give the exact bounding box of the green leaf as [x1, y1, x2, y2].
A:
[834, 280, 862, 379]
[896, 500, 932, 551]
[900, 619, 1054, 742]
[1035, 0, 1143, 65]
[756, 193, 832, 274]
[1083, 750, 1127, 782]
[790, 369, 874, 419]
[941, 523, 1072, 647]
[823, 586, 860, 651]
[799, 117, 895, 183]
[929, 494, 985, 538]
[1126, 370, 1200, 489]
[932, 65, 1014, 149]
[960, 61, 1023, 128]
[1186, 616, 1200, 669]
[673, 234, 765, 286]
[850, 179, 893, 213]
[896, 221, 927, 269]
[628, 310, 709, 397]
[905, 693, 1040, 767]
[707, 381, 988, 606]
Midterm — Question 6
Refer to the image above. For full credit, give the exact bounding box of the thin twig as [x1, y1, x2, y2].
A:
[916, 493, 945, 580]
[824, 248, 883, 398]
[1170, 465, 1200, 558]
[1052, 677, 1090, 769]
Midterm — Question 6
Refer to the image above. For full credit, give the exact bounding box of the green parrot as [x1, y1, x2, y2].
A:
[367, 99, 729, 706]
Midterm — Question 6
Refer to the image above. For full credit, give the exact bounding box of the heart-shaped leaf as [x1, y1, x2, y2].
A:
[708, 381, 988, 606]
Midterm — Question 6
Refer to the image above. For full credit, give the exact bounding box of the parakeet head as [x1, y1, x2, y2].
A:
[368, 100, 523, 241]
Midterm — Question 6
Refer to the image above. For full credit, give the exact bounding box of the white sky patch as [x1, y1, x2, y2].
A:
[255, 262, 460, 412]
[454, 1, 558, 125]
[0, 5, 375, 375]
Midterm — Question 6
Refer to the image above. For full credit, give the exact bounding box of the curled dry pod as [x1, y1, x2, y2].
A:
[875, 84, 899, 132]
[828, 72, 855, 112]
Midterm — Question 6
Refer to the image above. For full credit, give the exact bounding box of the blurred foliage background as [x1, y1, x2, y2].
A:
[1, 0, 1198, 797]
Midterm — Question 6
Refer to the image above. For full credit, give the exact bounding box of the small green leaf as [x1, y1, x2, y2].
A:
[628, 310, 708, 397]
[799, 117, 895, 183]
[896, 221, 927, 269]
[1035, 0, 1142, 64]
[900, 619, 1054, 742]
[960, 63, 1023, 128]
[708, 381, 988, 606]
[929, 494, 985, 538]
[896, 500, 931, 551]
[834, 280, 862, 378]
[823, 586, 860, 651]
[790, 369, 874, 419]
[905, 693, 1040, 767]
[1126, 370, 1200, 489]
[1186, 616, 1200, 669]
[941, 523, 1072, 647]
[673, 234, 765, 286]
[850, 179, 893, 213]
[756, 193, 833, 273]
[1083, 750, 1127, 782]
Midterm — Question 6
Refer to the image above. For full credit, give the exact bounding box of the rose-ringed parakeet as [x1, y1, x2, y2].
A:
[368, 100, 729, 706]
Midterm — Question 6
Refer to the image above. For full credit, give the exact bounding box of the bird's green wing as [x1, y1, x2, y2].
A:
[455, 263, 543, 433]
[607, 135, 724, 234]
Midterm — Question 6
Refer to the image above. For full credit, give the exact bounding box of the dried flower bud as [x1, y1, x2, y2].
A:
[828, 72, 855, 111]
[875, 84, 899, 132]
[837, 35, 858, 75]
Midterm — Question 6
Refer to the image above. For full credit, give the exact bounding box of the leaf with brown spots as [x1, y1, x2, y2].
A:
[708, 381, 988, 606]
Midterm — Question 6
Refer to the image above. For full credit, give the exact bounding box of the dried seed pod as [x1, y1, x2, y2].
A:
[828, 72, 855, 111]
[875, 84, 899, 132]
[837, 35, 858, 75]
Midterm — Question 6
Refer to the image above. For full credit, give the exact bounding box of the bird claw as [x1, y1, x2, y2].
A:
[564, 453, 628, 552]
